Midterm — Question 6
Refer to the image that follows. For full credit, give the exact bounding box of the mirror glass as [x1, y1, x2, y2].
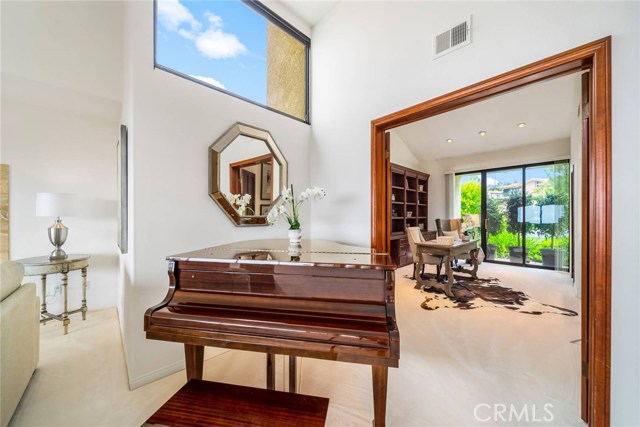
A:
[209, 123, 287, 226]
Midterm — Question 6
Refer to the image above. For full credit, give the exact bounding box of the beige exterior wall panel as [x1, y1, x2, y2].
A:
[266, 23, 305, 121]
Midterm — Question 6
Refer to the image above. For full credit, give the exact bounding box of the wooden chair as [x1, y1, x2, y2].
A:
[435, 218, 465, 238]
[406, 227, 442, 281]
[435, 218, 472, 267]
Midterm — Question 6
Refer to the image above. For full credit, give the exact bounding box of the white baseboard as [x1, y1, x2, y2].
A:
[126, 349, 231, 389]
[128, 359, 185, 390]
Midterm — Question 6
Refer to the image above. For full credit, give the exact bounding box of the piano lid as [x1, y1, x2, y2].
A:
[168, 239, 395, 269]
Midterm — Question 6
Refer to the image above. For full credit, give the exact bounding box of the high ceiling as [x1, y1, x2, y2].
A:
[274, 1, 580, 164]
[392, 72, 581, 162]
[277, 0, 338, 27]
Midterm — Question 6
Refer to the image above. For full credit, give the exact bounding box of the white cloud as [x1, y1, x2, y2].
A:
[189, 74, 226, 89]
[205, 12, 223, 29]
[177, 28, 196, 40]
[157, 0, 200, 32]
[157, 2, 247, 60]
[195, 12, 247, 59]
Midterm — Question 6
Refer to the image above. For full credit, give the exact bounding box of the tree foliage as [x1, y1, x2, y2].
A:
[505, 192, 522, 244]
[486, 197, 502, 235]
[527, 164, 570, 247]
[460, 181, 481, 215]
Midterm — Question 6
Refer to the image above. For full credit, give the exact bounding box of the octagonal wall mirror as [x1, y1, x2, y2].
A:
[209, 123, 287, 226]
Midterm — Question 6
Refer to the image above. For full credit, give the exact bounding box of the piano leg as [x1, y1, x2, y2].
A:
[266, 353, 276, 390]
[184, 344, 204, 380]
[372, 365, 388, 427]
[288, 356, 297, 393]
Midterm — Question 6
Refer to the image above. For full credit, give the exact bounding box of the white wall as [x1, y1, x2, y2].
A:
[0, 1, 122, 103]
[310, 2, 639, 425]
[1, 1, 122, 313]
[120, 1, 313, 388]
[389, 130, 421, 170]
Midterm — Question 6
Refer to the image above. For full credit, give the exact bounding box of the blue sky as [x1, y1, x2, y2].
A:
[156, 0, 267, 104]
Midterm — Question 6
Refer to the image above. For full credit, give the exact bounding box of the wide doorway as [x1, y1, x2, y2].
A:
[371, 38, 612, 425]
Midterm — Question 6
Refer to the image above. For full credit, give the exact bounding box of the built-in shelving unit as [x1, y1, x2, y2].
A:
[390, 164, 430, 235]
[389, 164, 435, 267]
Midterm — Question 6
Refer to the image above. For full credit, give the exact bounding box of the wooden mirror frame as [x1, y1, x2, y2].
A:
[371, 38, 611, 426]
[209, 123, 287, 226]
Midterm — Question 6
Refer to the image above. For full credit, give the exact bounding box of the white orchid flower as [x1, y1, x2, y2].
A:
[265, 185, 326, 229]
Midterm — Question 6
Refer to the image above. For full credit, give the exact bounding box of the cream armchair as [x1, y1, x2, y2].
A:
[435, 218, 472, 267]
[406, 227, 443, 281]
[1, 260, 39, 427]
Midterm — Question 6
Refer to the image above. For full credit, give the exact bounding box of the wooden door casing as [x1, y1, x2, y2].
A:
[371, 38, 611, 426]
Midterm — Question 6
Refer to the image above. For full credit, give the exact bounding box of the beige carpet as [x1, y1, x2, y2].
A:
[9, 262, 583, 427]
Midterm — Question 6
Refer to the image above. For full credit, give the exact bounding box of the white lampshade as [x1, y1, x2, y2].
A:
[36, 193, 77, 217]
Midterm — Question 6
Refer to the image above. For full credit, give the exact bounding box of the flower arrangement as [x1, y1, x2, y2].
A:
[267, 185, 326, 230]
[225, 193, 253, 216]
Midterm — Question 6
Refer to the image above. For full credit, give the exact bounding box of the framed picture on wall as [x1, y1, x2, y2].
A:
[260, 162, 272, 200]
[260, 204, 271, 216]
[117, 124, 128, 254]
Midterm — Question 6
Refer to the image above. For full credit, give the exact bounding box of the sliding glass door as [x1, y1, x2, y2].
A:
[456, 161, 570, 271]
[524, 163, 570, 269]
[485, 168, 524, 264]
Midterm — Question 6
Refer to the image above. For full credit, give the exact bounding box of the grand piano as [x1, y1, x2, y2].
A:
[144, 239, 399, 427]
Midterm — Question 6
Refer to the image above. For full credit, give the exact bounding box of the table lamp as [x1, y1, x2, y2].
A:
[36, 192, 77, 261]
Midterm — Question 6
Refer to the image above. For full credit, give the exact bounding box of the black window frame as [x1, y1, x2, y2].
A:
[456, 159, 571, 271]
[153, 0, 311, 124]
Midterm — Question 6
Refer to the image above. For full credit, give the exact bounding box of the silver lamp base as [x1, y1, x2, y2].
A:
[48, 218, 69, 261]
[49, 248, 68, 261]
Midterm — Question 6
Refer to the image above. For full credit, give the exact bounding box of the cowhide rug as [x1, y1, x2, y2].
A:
[409, 273, 578, 316]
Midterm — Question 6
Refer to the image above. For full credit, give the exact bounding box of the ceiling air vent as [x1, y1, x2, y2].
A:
[433, 16, 471, 59]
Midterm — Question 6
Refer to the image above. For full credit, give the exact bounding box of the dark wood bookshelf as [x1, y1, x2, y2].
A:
[389, 163, 434, 266]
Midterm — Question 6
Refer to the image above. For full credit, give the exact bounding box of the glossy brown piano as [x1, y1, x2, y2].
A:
[144, 239, 399, 427]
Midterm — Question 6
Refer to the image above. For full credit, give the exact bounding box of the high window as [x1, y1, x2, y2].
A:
[155, 0, 310, 123]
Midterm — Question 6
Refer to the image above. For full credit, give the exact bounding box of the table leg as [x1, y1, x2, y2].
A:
[266, 353, 276, 390]
[372, 365, 388, 427]
[81, 267, 88, 320]
[468, 249, 479, 278]
[415, 256, 424, 288]
[62, 272, 70, 334]
[445, 255, 455, 297]
[456, 248, 479, 279]
[40, 274, 48, 323]
[184, 344, 204, 380]
[288, 356, 297, 393]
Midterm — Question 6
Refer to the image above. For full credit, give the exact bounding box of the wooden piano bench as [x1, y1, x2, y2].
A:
[143, 379, 329, 427]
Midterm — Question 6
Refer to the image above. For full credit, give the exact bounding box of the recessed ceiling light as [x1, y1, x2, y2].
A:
[517, 122, 527, 128]
[478, 131, 487, 136]
[446, 138, 454, 143]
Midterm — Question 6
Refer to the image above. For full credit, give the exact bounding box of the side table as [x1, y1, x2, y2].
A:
[17, 254, 90, 334]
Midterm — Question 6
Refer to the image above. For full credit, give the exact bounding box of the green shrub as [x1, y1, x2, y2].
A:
[488, 233, 570, 264]
[487, 231, 519, 259]
[525, 236, 543, 262]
